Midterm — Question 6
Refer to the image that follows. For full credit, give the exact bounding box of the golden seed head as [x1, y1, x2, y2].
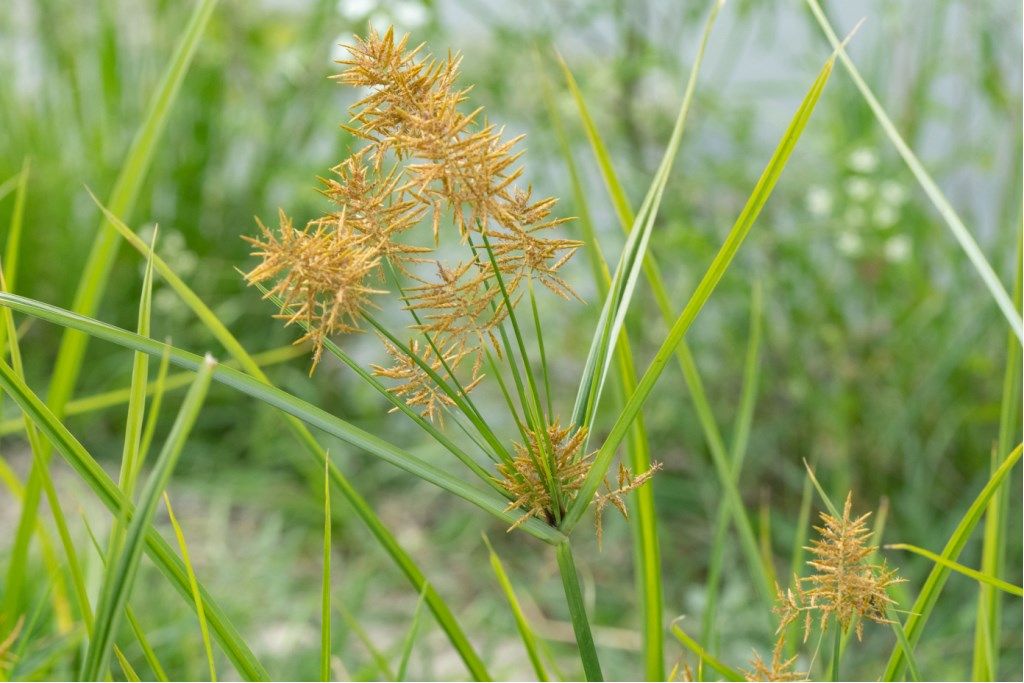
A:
[243, 210, 382, 371]
[776, 492, 904, 643]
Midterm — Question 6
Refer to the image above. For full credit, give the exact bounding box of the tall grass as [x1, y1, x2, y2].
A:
[0, 0, 1020, 680]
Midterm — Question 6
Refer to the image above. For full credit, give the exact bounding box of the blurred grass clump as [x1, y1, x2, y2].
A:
[0, 0, 1020, 680]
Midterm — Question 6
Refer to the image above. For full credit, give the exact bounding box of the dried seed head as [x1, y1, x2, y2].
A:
[496, 419, 659, 537]
[337, 26, 580, 298]
[800, 493, 902, 639]
[371, 336, 482, 424]
[744, 634, 805, 682]
[243, 210, 382, 371]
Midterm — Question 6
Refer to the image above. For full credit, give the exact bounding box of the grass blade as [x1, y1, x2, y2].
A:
[482, 534, 548, 681]
[885, 543, 1023, 596]
[0, 364, 269, 682]
[396, 586, 428, 682]
[669, 621, 743, 682]
[804, 0, 1022, 341]
[321, 458, 332, 682]
[164, 493, 218, 681]
[114, 645, 141, 682]
[81, 357, 215, 680]
[96, 199, 495, 679]
[0, 291, 564, 546]
[973, 239, 1022, 678]
[882, 443, 1023, 680]
[337, 601, 396, 680]
[45, 0, 219, 421]
[562, 47, 836, 534]
[555, 542, 602, 681]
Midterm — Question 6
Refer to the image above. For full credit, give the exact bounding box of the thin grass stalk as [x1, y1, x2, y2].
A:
[669, 621, 744, 682]
[881, 444, 1023, 680]
[96, 201, 498, 679]
[973, 236, 1022, 678]
[562, 50, 834, 534]
[44, 0, 219, 426]
[81, 358, 215, 680]
[321, 458, 332, 682]
[555, 542, 603, 681]
[804, 0, 1022, 341]
[885, 544, 1023, 596]
[0, 356, 269, 680]
[396, 586, 429, 682]
[164, 493, 218, 681]
[0, 269, 93, 636]
[482, 535, 549, 681]
[80, 518, 171, 682]
[337, 601, 396, 680]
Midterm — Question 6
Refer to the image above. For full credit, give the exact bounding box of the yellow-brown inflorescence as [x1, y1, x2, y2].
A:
[496, 419, 660, 538]
[245, 26, 580, 399]
[244, 27, 655, 533]
[777, 493, 903, 642]
[744, 635, 804, 682]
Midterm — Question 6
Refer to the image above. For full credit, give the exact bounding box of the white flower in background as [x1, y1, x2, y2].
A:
[338, 0, 378, 21]
[806, 185, 833, 216]
[873, 204, 899, 229]
[845, 177, 874, 202]
[880, 180, 907, 206]
[844, 205, 867, 228]
[848, 147, 879, 174]
[393, 0, 428, 29]
[884, 235, 912, 263]
[837, 231, 863, 257]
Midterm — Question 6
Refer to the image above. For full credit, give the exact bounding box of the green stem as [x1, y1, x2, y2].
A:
[829, 624, 842, 681]
[555, 542, 603, 681]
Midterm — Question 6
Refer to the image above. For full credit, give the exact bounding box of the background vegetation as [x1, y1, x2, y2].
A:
[0, 0, 1020, 680]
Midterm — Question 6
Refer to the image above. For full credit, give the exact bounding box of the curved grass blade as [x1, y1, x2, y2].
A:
[338, 601, 395, 680]
[562, 48, 836, 534]
[46, 0, 220, 421]
[96, 198, 496, 679]
[0, 345, 305, 436]
[0, 357, 268, 679]
[114, 645, 141, 682]
[974, 240, 1022, 678]
[81, 515, 171, 683]
[482, 534, 548, 681]
[804, 0, 1022, 341]
[164, 493, 218, 681]
[885, 543, 1023, 597]
[0, 290, 564, 548]
[81, 357, 215, 680]
[669, 620, 743, 682]
[396, 585, 429, 682]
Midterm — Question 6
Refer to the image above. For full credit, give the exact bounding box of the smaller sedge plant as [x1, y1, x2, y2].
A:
[243, 26, 656, 535]
[742, 492, 903, 681]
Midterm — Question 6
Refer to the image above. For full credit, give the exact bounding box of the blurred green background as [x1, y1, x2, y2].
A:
[1, 0, 1020, 679]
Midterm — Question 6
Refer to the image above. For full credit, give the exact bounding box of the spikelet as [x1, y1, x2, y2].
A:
[744, 634, 805, 682]
[337, 26, 581, 298]
[371, 337, 482, 425]
[496, 420, 591, 528]
[316, 150, 429, 271]
[243, 210, 382, 371]
[776, 493, 903, 643]
[496, 419, 659, 537]
[801, 493, 902, 639]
